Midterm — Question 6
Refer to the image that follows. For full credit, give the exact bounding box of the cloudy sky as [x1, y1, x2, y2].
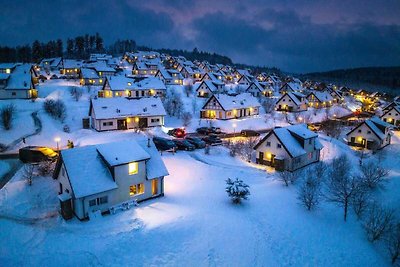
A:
[0, 0, 399, 73]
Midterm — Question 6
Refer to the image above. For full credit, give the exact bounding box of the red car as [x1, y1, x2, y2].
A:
[168, 128, 186, 138]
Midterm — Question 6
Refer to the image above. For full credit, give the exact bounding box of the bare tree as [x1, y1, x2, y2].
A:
[43, 99, 67, 122]
[322, 120, 341, 139]
[278, 171, 296, 187]
[363, 202, 394, 242]
[184, 84, 193, 97]
[163, 89, 184, 118]
[386, 223, 400, 265]
[298, 170, 321, 211]
[70, 87, 83, 101]
[37, 161, 55, 176]
[313, 161, 327, 183]
[1, 104, 16, 130]
[351, 185, 371, 220]
[324, 154, 361, 221]
[241, 137, 259, 162]
[261, 98, 276, 114]
[359, 161, 389, 190]
[181, 111, 192, 127]
[22, 164, 35, 186]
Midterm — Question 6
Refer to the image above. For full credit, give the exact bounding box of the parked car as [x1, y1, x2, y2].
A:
[173, 139, 195, 151]
[202, 134, 223, 146]
[167, 128, 186, 138]
[210, 127, 222, 134]
[185, 136, 206, 149]
[153, 137, 177, 152]
[196, 127, 211, 135]
[19, 146, 58, 163]
[308, 123, 322, 132]
[240, 129, 260, 137]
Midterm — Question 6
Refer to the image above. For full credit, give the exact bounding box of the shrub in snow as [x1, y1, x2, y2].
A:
[22, 164, 35, 186]
[204, 144, 210, 155]
[351, 186, 371, 220]
[0, 104, 16, 130]
[298, 171, 321, 211]
[359, 161, 389, 190]
[386, 223, 400, 265]
[37, 161, 55, 176]
[184, 84, 193, 97]
[277, 171, 297, 187]
[63, 124, 70, 133]
[163, 89, 184, 118]
[181, 112, 192, 127]
[225, 178, 250, 204]
[43, 99, 66, 122]
[69, 86, 83, 101]
[261, 98, 275, 114]
[362, 202, 394, 243]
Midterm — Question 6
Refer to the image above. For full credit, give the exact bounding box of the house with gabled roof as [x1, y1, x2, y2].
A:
[196, 80, 225, 98]
[0, 64, 38, 99]
[155, 69, 183, 85]
[99, 76, 166, 98]
[53, 139, 169, 220]
[0, 63, 18, 74]
[346, 117, 392, 150]
[60, 59, 83, 78]
[132, 60, 160, 76]
[279, 82, 302, 94]
[40, 57, 63, 71]
[254, 124, 323, 171]
[237, 74, 254, 87]
[80, 68, 102, 86]
[306, 91, 335, 108]
[200, 93, 260, 120]
[246, 81, 274, 97]
[89, 97, 166, 131]
[275, 92, 307, 112]
[381, 106, 400, 126]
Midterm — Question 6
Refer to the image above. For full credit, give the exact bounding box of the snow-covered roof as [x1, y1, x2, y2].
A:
[274, 127, 307, 157]
[347, 117, 392, 140]
[106, 76, 166, 91]
[63, 59, 83, 69]
[135, 77, 166, 90]
[158, 69, 184, 80]
[0, 63, 17, 69]
[91, 97, 166, 119]
[81, 68, 99, 79]
[5, 64, 33, 90]
[97, 140, 150, 166]
[85, 61, 116, 73]
[61, 145, 118, 198]
[212, 93, 260, 110]
[286, 124, 318, 139]
[138, 140, 169, 179]
[309, 91, 334, 102]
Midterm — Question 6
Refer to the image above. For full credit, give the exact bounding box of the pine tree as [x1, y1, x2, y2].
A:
[225, 178, 250, 204]
[66, 39, 74, 58]
[32, 40, 42, 62]
[56, 39, 63, 57]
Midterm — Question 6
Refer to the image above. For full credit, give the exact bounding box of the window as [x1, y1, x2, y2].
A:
[128, 162, 138, 175]
[89, 199, 96, 207]
[358, 129, 361, 133]
[277, 144, 282, 149]
[309, 139, 312, 145]
[130, 183, 145, 196]
[12, 92, 16, 96]
[367, 131, 371, 134]
[266, 141, 271, 147]
[98, 196, 108, 205]
[151, 118, 160, 123]
[102, 121, 113, 126]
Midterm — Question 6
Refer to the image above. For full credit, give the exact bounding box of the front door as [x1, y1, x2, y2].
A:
[139, 117, 148, 128]
[259, 152, 264, 164]
[152, 179, 158, 196]
[117, 119, 127, 130]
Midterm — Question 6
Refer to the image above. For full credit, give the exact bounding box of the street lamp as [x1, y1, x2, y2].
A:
[232, 123, 237, 136]
[54, 137, 61, 151]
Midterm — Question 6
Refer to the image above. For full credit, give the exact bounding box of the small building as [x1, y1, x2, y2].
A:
[155, 69, 184, 85]
[237, 74, 253, 87]
[306, 91, 335, 108]
[53, 139, 169, 220]
[196, 80, 225, 98]
[275, 92, 307, 112]
[200, 93, 260, 120]
[346, 117, 392, 150]
[80, 68, 103, 86]
[99, 76, 166, 98]
[254, 124, 323, 171]
[0, 64, 38, 99]
[89, 97, 166, 131]
[381, 106, 400, 126]
[0, 63, 17, 74]
[40, 57, 63, 71]
[132, 61, 160, 76]
[279, 82, 302, 94]
[246, 81, 273, 97]
[60, 59, 83, 78]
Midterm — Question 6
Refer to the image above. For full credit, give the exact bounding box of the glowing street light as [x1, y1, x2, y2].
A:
[54, 137, 61, 151]
[233, 123, 237, 136]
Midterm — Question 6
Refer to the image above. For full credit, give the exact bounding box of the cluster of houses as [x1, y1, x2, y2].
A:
[0, 63, 38, 99]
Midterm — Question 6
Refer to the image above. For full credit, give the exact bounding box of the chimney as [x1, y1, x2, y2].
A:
[147, 138, 151, 147]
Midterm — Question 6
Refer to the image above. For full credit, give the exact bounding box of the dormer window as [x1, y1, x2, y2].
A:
[128, 162, 138, 175]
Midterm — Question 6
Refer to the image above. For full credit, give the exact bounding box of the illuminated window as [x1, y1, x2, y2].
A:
[5, 69, 11, 74]
[130, 183, 144, 196]
[128, 162, 138, 175]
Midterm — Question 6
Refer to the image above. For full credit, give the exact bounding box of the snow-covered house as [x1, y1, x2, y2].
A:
[60, 59, 83, 78]
[132, 61, 160, 76]
[346, 117, 392, 150]
[196, 80, 225, 98]
[200, 72, 224, 83]
[89, 97, 166, 131]
[180, 66, 204, 81]
[80, 68, 102, 86]
[54, 139, 168, 220]
[99, 76, 166, 98]
[155, 69, 183, 85]
[0, 64, 37, 99]
[40, 57, 63, 71]
[0, 63, 17, 74]
[237, 74, 254, 87]
[246, 81, 273, 97]
[381, 106, 400, 126]
[254, 124, 323, 171]
[200, 93, 260, 120]
[279, 82, 302, 94]
[306, 91, 335, 108]
[275, 92, 307, 112]
[87, 62, 117, 78]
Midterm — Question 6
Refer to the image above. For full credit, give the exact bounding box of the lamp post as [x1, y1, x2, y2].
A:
[232, 123, 237, 137]
[54, 137, 61, 151]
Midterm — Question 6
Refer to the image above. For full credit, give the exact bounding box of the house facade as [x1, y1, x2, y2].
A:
[0, 64, 37, 99]
[89, 97, 166, 131]
[275, 92, 307, 112]
[346, 117, 392, 150]
[196, 80, 225, 98]
[99, 76, 166, 98]
[54, 139, 169, 220]
[381, 106, 400, 126]
[306, 91, 335, 108]
[155, 69, 184, 85]
[200, 93, 260, 120]
[254, 124, 323, 171]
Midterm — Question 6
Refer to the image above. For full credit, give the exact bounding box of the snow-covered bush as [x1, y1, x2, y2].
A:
[261, 98, 275, 114]
[37, 161, 55, 176]
[0, 104, 16, 130]
[69, 87, 83, 101]
[225, 178, 250, 204]
[362, 202, 394, 242]
[277, 171, 296, 187]
[163, 89, 184, 118]
[181, 112, 192, 127]
[351, 186, 371, 220]
[386, 223, 400, 265]
[184, 84, 193, 97]
[43, 99, 66, 122]
[22, 164, 35, 186]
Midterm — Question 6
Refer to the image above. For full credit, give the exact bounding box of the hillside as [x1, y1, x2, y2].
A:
[301, 66, 400, 94]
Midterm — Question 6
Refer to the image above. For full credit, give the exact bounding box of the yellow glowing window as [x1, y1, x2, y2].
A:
[129, 183, 144, 196]
[128, 162, 138, 175]
[6, 69, 11, 74]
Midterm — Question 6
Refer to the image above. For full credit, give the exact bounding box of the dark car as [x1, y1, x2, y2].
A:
[308, 123, 322, 132]
[185, 136, 206, 149]
[240, 129, 260, 137]
[202, 134, 223, 146]
[196, 127, 211, 135]
[173, 139, 195, 151]
[152, 137, 177, 151]
[167, 128, 186, 138]
[19, 146, 58, 163]
[210, 127, 222, 134]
